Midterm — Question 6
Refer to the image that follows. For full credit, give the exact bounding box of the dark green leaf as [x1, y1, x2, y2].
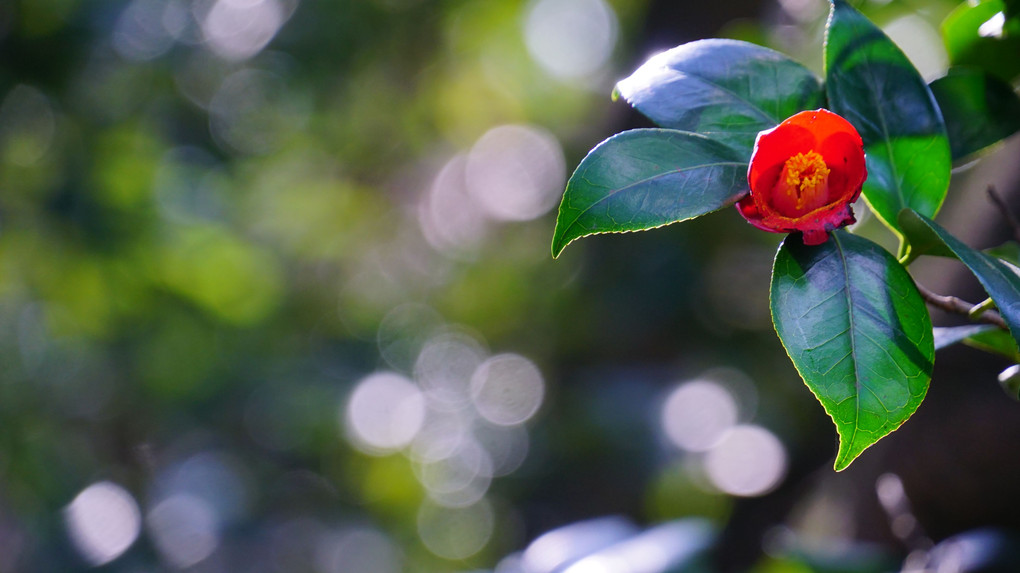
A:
[942, 0, 1020, 82]
[614, 39, 825, 159]
[825, 0, 952, 236]
[899, 208, 1020, 344]
[551, 129, 747, 258]
[772, 231, 933, 471]
[930, 67, 1020, 159]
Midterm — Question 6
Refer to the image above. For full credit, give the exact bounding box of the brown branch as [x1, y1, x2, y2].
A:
[987, 185, 1020, 244]
[915, 282, 1008, 330]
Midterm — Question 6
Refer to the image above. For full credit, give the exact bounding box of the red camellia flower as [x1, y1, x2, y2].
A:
[736, 108, 867, 246]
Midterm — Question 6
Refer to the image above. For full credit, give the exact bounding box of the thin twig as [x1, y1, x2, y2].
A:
[916, 282, 1008, 330]
[987, 185, 1020, 244]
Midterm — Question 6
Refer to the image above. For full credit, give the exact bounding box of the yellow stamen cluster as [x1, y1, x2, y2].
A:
[782, 151, 830, 210]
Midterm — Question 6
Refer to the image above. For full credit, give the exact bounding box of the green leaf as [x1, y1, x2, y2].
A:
[771, 231, 933, 471]
[824, 0, 952, 237]
[614, 39, 825, 159]
[942, 0, 1020, 83]
[933, 324, 1020, 360]
[986, 241, 1020, 266]
[933, 324, 997, 350]
[551, 129, 747, 258]
[899, 208, 1020, 344]
[929, 67, 1020, 160]
[967, 328, 1020, 361]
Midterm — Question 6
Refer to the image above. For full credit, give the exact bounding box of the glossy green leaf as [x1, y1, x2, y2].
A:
[772, 231, 933, 471]
[899, 209, 1020, 344]
[942, 0, 1020, 82]
[614, 39, 825, 159]
[551, 129, 747, 257]
[930, 68, 1020, 160]
[825, 0, 952, 236]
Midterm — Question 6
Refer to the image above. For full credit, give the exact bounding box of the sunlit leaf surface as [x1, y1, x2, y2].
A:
[615, 39, 825, 159]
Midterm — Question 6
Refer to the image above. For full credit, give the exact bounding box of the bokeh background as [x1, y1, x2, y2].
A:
[1, 0, 1020, 571]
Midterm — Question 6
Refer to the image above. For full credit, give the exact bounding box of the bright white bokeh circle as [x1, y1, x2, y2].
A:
[464, 125, 565, 222]
[64, 481, 141, 566]
[524, 0, 618, 79]
[704, 425, 787, 497]
[661, 380, 739, 452]
[344, 372, 427, 454]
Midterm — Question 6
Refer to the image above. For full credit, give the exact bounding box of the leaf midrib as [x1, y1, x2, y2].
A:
[833, 232, 862, 467]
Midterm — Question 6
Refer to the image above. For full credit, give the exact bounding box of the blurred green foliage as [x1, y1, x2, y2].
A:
[1, 0, 1019, 571]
